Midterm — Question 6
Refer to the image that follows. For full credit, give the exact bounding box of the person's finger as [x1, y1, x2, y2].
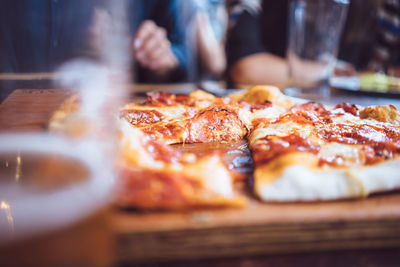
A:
[147, 49, 169, 70]
[133, 23, 170, 69]
[133, 20, 157, 50]
[147, 45, 165, 63]
[140, 27, 167, 59]
[135, 51, 150, 67]
[148, 49, 177, 71]
[132, 21, 158, 66]
[144, 34, 169, 62]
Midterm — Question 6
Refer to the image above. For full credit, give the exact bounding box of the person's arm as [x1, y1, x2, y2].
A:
[230, 53, 288, 88]
[226, 6, 288, 88]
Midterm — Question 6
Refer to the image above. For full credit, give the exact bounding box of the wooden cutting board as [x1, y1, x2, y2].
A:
[113, 193, 400, 263]
[2, 89, 400, 264]
[114, 141, 400, 263]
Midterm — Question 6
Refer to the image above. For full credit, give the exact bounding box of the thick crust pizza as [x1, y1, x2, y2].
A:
[49, 86, 400, 209]
[249, 101, 400, 201]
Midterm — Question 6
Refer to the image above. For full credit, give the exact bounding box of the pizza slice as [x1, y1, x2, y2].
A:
[49, 91, 251, 209]
[250, 101, 400, 201]
[118, 120, 246, 209]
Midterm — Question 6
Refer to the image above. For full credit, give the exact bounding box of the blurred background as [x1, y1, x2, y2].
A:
[0, 0, 398, 101]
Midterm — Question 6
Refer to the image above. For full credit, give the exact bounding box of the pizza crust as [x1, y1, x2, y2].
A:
[230, 85, 294, 108]
[347, 159, 400, 195]
[359, 105, 400, 125]
[254, 152, 362, 201]
[255, 152, 400, 202]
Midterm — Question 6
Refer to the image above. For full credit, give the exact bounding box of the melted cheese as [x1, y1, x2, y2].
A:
[252, 102, 400, 201]
[119, 120, 244, 207]
[251, 106, 287, 123]
[318, 142, 363, 165]
[121, 105, 189, 121]
[250, 120, 315, 146]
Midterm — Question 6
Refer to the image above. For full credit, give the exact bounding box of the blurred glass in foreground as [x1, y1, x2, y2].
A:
[0, 0, 130, 257]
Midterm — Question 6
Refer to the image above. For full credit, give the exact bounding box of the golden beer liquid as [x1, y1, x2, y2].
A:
[0, 153, 90, 192]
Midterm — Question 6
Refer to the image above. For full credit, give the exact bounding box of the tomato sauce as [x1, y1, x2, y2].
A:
[187, 107, 248, 143]
[253, 134, 320, 165]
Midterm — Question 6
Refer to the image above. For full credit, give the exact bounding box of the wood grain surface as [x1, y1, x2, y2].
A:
[114, 192, 400, 263]
[2, 89, 400, 266]
[0, 89, 70, 131]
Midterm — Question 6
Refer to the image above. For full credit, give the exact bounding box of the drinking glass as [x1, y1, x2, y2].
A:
[0, 133, 113, 243]
[285, 0, 349, 98]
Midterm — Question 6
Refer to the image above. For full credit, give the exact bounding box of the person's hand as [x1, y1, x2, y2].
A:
[132, 20, 178, 76]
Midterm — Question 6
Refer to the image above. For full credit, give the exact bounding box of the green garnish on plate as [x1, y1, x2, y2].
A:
[360, 73, 400, 93]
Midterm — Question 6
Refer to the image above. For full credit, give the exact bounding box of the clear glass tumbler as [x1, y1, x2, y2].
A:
[285, 0, 349, 98]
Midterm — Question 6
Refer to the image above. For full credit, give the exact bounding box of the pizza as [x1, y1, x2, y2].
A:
[249, 101, 400, 201]
[49, 86, 400, 209]
[116, 88, 285, 209]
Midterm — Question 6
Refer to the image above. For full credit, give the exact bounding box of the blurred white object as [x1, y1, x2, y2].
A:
[0, 133, 113, 244]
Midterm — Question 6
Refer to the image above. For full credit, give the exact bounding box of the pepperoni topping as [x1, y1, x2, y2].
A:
[187, 107, 248, 143]
[335, 103, 359, 116]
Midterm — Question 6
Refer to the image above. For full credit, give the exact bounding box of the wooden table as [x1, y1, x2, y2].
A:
[1, 88, 400, 267]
